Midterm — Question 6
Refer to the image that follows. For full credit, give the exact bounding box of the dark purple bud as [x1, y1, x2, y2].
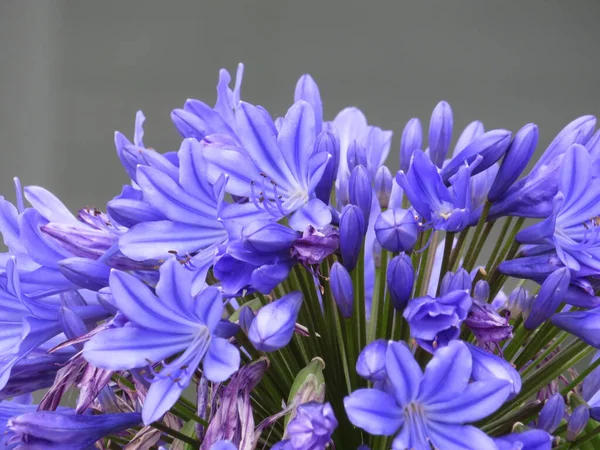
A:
[330, 262, 354, 318]
[467, 343, 521, 399]
[339, 205, 366, 272]
[76, 363, 113, 413]
[525, 267, 571, 329]
[374, 166, 393, 208]
[349, 165, 372, 222]
[59, 257, 111, 291]
[567, 405, 589, 441]
[314, 131, 340, 204]
[400, 118, 423, 172]
[291, 225, 339, 267]
[242, 220, 300, 254]
[295, 74, 323, 134]
[488, 123, 539, 202]
[429, 101, 453, 167]
[238, 305, 255, 334]
[7, 410, 141, 448]
[386, 253, 414, 310]
[356, 339, 388, 381]
[248, 292, 303, 352]
[538, 393, 565, 433]
[442, 129, 512, 183]
[347, 141, 368, 173]
[374, 208, 419, 253]
[473, 280, 490, 302]
[465, 299, 513, 349]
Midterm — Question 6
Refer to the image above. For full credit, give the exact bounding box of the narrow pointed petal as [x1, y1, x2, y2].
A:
[83, 327, 191, 370]
[552, 307, 600, 348]
[525, 267, 570, 329]
[294, 74, 323, 134]
[429, 101, 453, 167]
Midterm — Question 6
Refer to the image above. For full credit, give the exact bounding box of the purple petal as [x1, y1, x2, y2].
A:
[427, 423, 496, 450]
[83, 327, 191, 370]
[294, 74, 323, 134]
[417, 340, 472, 405]
[344, 389, 404, 436]
[288, 198, 332, 231]
[203, 337, 240, 382]
[385, 341, 422, 408]
[426, 379, 511, 423]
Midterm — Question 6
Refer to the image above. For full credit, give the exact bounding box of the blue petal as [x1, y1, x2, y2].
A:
[277, 100, 317, 187]
[236, 102, 296, 192]
[427, 423, 497, 450]
[426, 378, 511, 423]
[344, 389, 404, 436]
[136, 166, 218, 223]
[525, 267, 570, 329]
[177, 138, 218, 201]
[155, 257, 196, 313]
[23, 186, 77, 224]
[202, 145, 261, 197]
[294, 74, 323, 134]
[385, 341, 422, 408]
[203, 337, 240, 382]
[83, 327, 191, 369]
[192, 286, 223, 332]
[108, 270, 199, 332]
[552, 307, 600, 348]
[453, 121, 485, 156]
[119, 220, 226, 261]
[417, 340, 472, 405]
[288, 198, 332, 231]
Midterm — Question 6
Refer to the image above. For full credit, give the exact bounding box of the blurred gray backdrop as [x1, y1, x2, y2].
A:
[0, 1, 598, 210]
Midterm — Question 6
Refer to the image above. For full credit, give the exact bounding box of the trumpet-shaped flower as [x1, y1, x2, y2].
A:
[344, 340, 511, 449]
[83, 258, 240, 424]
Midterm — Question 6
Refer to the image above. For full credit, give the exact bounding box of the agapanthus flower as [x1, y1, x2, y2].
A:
[404, 289, 472, 352]
[344, 340, 512, 449]
[83, 258, 240, 424]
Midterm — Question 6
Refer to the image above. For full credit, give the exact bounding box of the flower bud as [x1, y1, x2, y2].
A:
[400, 118, 423, 172]
[567, 405, 589, 441]
[374, 166, 393, 208]
[347, 141, 368, 173]
[238, 305, 255, 334]
[488, 123, 538, 202]
[374, 208, 419, 253]
[242, 220, 300, 254]
[386, 254, 414, 310]
[286, 402, 338, 450]
[453, 121, 485, 157]
[473, 280, 490, 302]
[285, 358, 327, 429]
[349, 165, 372, 223]
[525, 267, 570, 329]
[248, 292, 303, 352]
[330, 262, 354, 318]
[538, 393, 565, 433]
[356, 339, 388, 381]
[339, 205, 366, 271]
[313, 131, 340, 204]
[429, 101, 453, 167]
[441, 129, 512, 183]
[552, 307, 600, 348]
[507, 286, 530, 318]
[294, 74, 323, 134]
[446, 268, 472, 293]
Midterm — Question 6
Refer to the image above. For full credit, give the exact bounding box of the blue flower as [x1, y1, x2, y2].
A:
[403, 290, 472, 352]
[344, 340, 511, 449]
[83, 258, 240, 424]
[490, 115, 596, 218]
[494, 429, 552, 450]
[202, 100, 332, 231]
[516, 144, 600, 276]
[396, 150, 481, 232]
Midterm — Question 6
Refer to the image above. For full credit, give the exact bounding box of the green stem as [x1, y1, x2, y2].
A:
[449, 229, 469, 272]
[485, 217, 513, 272]
[462, 202, 491, 271]
[436, 232, 454, 296]
[151, 422, 200, 447]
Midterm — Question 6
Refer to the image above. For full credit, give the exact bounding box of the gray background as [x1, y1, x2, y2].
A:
[0, 1, 598, 211]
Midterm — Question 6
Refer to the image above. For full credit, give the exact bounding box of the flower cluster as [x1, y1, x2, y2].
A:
[0, 63, 599, 449]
